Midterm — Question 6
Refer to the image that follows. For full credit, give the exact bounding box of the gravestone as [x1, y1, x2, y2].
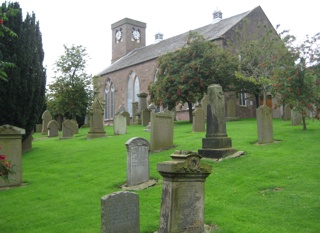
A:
[101, 191, 140, 233]
[87, 97, 106, 139]
[41, 110, 52, 135]
[125, 137, 150, 187]
[60, 120, 74, 140]
[47, 120, 59, 137]
[0, 124, 25, 187]
[36, 124, 42, 133]
[256, 105, 274, 144]
[199, 84, 235, 158]
[113, 114, 127, 135]
[22, 133, 33, 153]
[132, 102, 138, 124]
[141, 108, 150, 126]
[70, 119, 79, 134]
[282, 105, 291, 121]
[150, 110, 174, 152]
[226, 99, 239, 121]
[291, 109, 302, 125]
[192, 104, 205, 132]
[120, 111, 130, 126]
[157, 150, 212, 233]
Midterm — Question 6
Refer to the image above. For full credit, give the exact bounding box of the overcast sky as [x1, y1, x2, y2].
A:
[15, 0, 320, 85]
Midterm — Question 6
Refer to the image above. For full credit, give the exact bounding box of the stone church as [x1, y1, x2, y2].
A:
[96, 5, 280, 123]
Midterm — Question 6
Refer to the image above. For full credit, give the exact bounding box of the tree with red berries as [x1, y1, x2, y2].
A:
[272, 32, 320, 130]
[148, 31, 238, 122]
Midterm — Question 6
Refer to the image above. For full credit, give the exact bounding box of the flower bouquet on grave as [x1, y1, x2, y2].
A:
[0, 145, 16, 181]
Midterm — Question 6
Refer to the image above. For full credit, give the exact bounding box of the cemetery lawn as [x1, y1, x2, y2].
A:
[1, 118, 320, 233]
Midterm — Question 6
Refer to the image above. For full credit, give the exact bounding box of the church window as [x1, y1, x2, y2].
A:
[104, 79, 115, 120]
[127, 71, 140, 116]
[240, 90, 247, 106]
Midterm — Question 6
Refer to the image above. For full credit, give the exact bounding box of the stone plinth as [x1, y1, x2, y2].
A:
[87, 97, 106, 140]
[0, 124, 25, 187]
[157, 150, 212, 233]
[199, 84, 235, 158]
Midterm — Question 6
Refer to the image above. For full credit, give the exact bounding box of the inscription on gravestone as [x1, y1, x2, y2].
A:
[101, 191, 139, 233]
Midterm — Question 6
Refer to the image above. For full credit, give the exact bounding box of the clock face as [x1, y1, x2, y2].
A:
[132, 29, 140, 40]
[115, 30, 122, 41]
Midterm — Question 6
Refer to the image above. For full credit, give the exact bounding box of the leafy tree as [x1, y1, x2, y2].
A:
[0, 1, 19, 80]
[228, 22, 286, 107]
[148, 31, 238, 122]
[0, 2, 46, 141]
[47, 44, 92, 126]
[272, 32, 320, 130]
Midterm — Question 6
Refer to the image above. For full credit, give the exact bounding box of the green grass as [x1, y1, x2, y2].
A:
[1, 118, 320, 233]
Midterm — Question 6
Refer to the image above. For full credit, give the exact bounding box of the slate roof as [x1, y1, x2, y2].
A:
[98, 7, 255, 76]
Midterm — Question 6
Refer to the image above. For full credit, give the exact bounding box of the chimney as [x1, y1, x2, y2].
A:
[154, 32, 164, 43]
[212, 7, 222, 23]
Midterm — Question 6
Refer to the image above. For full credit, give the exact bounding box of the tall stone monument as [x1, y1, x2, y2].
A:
[256, 104, 274, 144]
[87, 96, 106, 140]
[132, 102, 138, 124]
[0, 124, 25, 187]
[198, 84, 235, 158]
[157, 150, 212, 233]
[136, 93, 148, 125]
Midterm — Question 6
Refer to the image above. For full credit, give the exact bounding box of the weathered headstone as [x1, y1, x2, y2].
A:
[150, 111, 174, 152]
[256, 105, 274, 144]
[132, 102, 138, 124]
[47, 120, 59, 137]
[70, 119, 79, 134]
[113, 114, 127, 135]
[199, 84, 235, 158]
[60, 120, 74, 140]
[125, 137, 150, 187]
[192, 104, 205, 132]
[226, 98, 239, 121]
[101, 191, 140, 233]
[282, 105, 291, 121]
[141, 108, 150, 126]
[41, 110, 52, 135]
[0, 125, 25, 187]
[22, 133, 33, 153]
[36, 124, 42, 133]
[291, 109, 302, 126]
[87, 97, 106, 140]
[157, 150, 212, 233]
[120, 111, 130, 126]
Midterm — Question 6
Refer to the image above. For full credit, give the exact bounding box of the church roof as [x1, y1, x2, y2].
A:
[98, 7, 258, 76]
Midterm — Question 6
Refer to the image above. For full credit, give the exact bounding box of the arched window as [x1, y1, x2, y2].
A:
[127, 71, 140, 116]
[104, 79, 115, 120]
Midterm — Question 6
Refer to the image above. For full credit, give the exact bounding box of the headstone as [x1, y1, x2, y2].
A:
[87, 97, 106, 139]
[256, 105, 274, 144]
[60, 120, 74, 140]
[201, 94, 208, 118]
[199, 84, 235, 158]
[157, 150, 212, 233]
[113, 114, 127, 135]
[47, 120, 59, 137]
[226, 99, 239, 121]
[291, 109, 302, 125]
[120, 111, 130, 126]
[101, 191, 140, 233]
[22, 133, 33, 153]
[132, 102, 138, 124]
[36, 124, 42, 133]
[0, 124, 25, 187]
[125, 137, 150, 187]
[192, 104, 205, 132]
[141, 108, 150, 126]
[41, 110, 52, 135]
[70, 119, 79, 134]
[150, 110, 174, 152]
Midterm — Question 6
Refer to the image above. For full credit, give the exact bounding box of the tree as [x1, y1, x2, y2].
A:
[228, 21, 286, 107]
[148, 31, 238, 122]
[47, 44, 92, 126]
[0, 1, 19, 80]
[0, 2, 46, 141]
[272, 32, 320, 130]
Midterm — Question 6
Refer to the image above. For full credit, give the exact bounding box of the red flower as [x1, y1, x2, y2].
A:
[0, 155, 6, 161]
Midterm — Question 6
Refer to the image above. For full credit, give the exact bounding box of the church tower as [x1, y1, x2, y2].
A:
[111, 18, 147, 63]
